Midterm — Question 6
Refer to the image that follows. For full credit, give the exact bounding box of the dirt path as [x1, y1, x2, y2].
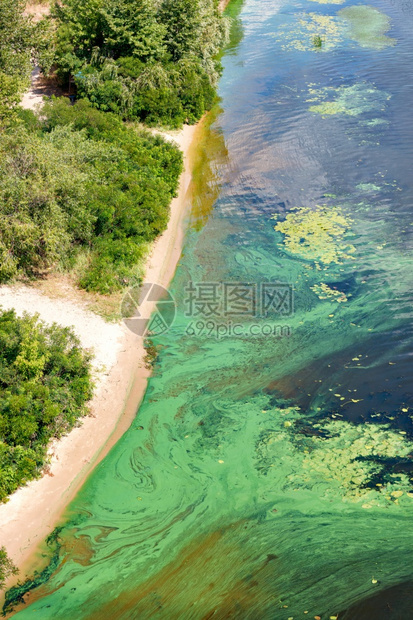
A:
[24, 2, 50, 22]
[20, 66, 65, 111]
[21, 2, 62, 111]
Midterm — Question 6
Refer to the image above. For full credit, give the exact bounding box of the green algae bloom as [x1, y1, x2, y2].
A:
[311, 282, 348, 302]
[275, 13, 343, 52]
[258, 412, 413, 507]
[307, 83, 391, 117]
[273, 206, 356, 264]
[339, 5, 397, 50]
[273, 6, 395, 53]
[299, 421, 413, 504]
[356, 182, 382, 192]
[310, 101, 345, 115]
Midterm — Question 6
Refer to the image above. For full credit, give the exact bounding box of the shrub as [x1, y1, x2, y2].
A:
[47, 0, 228, 126]
[0, 309, 93, 501]
[0, 99, 183, 294]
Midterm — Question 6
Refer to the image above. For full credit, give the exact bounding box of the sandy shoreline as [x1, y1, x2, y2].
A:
[0, 122, 200, 595]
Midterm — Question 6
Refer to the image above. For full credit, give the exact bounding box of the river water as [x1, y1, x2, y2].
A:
[9, 0, 413, 617]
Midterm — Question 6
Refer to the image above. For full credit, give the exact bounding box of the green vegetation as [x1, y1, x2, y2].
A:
[50, 0, 228, 126]
[273, 205, 356, 264]
[0, 308, 93, 501]
[313, 35, 323, 48]
[0, 0, 55, 124]
[0, 0, 32, 125]
[0, 100, 183, 293]
[0, 0, 229, 293]
[3, 527, 62, 613]
[339, 5, 396, 50]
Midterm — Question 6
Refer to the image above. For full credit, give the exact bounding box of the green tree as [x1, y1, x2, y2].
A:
[159, 0, 226, 74]
[0, 73, 22, 126]
[0, 0, 33, 124]
[100, 0, 166, 60]
[49, 0, 227, 125]
[53, 0, 165, 65]
[0, 99, 182, 293]
[158, 0, 202, 62]
[0, 309, 93, 501]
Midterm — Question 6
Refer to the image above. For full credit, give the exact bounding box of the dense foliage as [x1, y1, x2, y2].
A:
[0, 309, 93, 501]
[0, 0, 227, 290]
[0, 100, 183, 293]
[0, 0, 55, 124]
[0, 0, 32, 124]
[51, 0, 228, 126]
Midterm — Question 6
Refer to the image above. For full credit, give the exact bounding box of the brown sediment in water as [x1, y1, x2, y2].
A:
[16, 520, 281, 618]
[189, 105, 229, 230]
[85, 520, 281, 620]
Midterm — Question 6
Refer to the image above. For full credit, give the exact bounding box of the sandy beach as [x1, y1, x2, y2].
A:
[0, 122, 200, 593]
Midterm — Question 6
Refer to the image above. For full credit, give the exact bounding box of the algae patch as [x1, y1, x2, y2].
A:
[356, 182, 382, 192]
[307, 83, 391, 117]
[274, 13, 343, 52]
[273, 205, 356, 264]
[272, 6, 395, 53]
[258, 414, 413, 507]
[339, 5, 396, 50]
[359, 118, 389, 127]
[311, 282, 348, 302]
[298, 421, 413, 504]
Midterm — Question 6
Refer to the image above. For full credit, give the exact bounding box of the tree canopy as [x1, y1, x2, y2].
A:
[0, 100, 183, 293]
[0, 547, 17, 591]
[50, 0, 228, 126]
[0, 0, 33, 124]
[0, 309, 93, 502]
